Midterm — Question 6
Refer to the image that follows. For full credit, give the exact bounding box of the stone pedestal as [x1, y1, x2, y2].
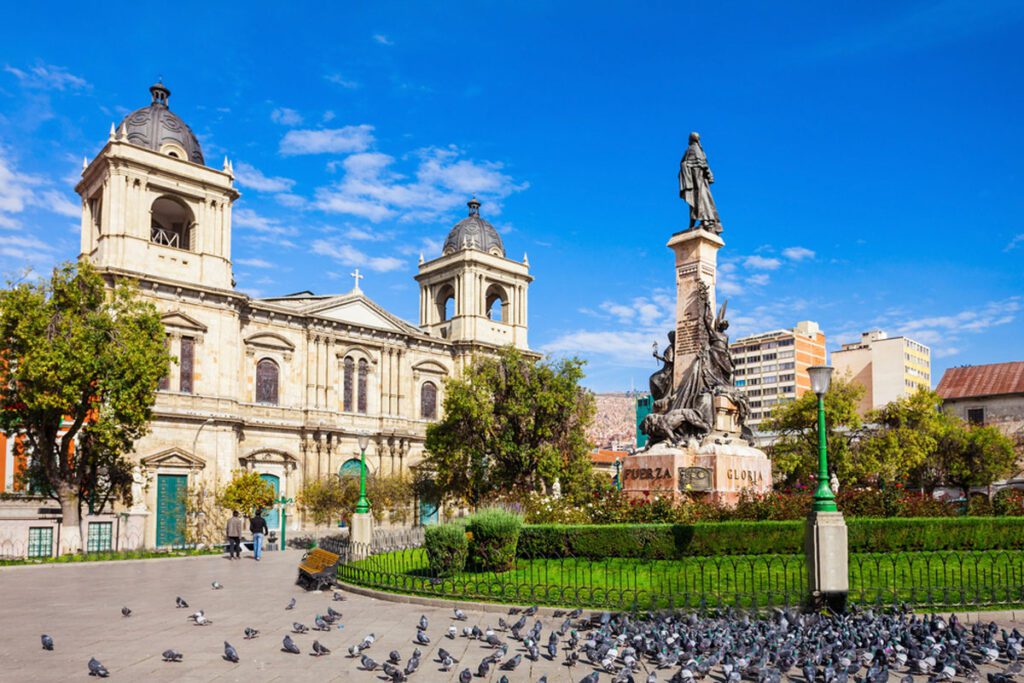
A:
[349, 512, 373, 559]
[804, 511, 849, 611]
[667, 229, 725, 388]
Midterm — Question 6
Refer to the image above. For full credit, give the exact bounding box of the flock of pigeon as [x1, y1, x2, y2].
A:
[35, 578, 1024, 682]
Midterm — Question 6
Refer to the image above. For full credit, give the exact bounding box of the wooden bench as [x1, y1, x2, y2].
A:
[296, 548, 341, 591]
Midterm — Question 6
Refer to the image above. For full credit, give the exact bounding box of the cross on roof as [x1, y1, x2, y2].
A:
[350, 268, 364, 292]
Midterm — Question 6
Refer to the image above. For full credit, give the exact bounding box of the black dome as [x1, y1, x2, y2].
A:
[442, 199, 504, 257]
[117, 82, 204, 165]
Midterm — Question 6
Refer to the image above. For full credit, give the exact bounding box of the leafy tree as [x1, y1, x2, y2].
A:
[297, 477, 350, 537]
[424, 347, 595, 507]
[0, 262, 170, 553]
[368, 474, 414, 525]
[937, 422, 1018, 498]
[218, 470, 276, 516]
[761, 376, 864, 488]
[852, 390, 947, 487]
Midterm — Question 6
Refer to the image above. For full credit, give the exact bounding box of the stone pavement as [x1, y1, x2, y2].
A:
[1, 550, 1021, 682]
[0, 549, 588, 682]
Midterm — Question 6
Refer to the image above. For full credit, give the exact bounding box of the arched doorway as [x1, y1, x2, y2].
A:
[260, 474, 280, 532]
[339, 458, 362, 478]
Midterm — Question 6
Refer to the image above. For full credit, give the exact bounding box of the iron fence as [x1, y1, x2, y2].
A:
[336, 530, 1024, 610]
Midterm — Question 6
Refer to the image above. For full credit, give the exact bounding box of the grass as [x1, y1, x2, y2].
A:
[0, 547, 221, 567]
[339, 549, 1024, 610]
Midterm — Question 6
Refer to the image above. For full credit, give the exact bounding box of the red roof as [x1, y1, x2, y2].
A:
[591, 449, 628, 465]
[936, 361, 1024, 400]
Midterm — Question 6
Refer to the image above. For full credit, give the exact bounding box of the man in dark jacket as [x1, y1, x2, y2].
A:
[250, 509, 269, 561]
[225, 510, 243, 559]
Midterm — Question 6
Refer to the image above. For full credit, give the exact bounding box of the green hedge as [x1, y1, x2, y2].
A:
[517, 517, 1024, 559]
[424, 524, 469, 577]
[466, 508, 523, 572]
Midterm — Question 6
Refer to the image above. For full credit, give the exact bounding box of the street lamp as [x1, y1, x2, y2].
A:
[807, 365, 837, 513]
[354, 433, 371, 514]
[614, 457, 622, 491]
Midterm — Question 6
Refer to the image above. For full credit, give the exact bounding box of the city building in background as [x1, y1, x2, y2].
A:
[588, 392, 640, 451]
[730, 321, 827, 430]
[937, 361, 1024, 447]
[832, 330, 931, 414]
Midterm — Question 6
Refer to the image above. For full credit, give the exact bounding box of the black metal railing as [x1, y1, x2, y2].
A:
[336, 530, 1024, 610]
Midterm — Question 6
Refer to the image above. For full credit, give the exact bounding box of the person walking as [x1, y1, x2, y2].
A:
[250, 509, 269, 561]
[225, 510, 243, 560]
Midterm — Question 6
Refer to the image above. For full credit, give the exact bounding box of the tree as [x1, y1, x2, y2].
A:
[0, 261, 170, 553]
[937, 422, 1018, 498]
[424, 347, 595, 506]
[852, 390, 947, 487]
[761, 376, 864, 488]
[297, 477, 350, 537]
[367, 474, 414, 525]
[218, 470, 276, 516]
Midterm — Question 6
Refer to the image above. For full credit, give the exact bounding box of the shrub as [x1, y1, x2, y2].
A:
[994, 488, 1024, 516]
[424, 524, 469, 577]
[967, 493, 994, 517]
[466, 508, 522, 571]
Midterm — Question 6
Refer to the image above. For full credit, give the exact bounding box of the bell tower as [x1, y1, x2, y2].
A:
[415, 199, 532, 351]
[76, 83, 239, 291]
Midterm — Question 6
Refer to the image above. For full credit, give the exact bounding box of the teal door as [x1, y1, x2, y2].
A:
[156, 474, 187, 547]
[419, 495, 440, 526]
[260, 474, 280, 532]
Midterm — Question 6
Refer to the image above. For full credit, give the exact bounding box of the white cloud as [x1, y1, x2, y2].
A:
[311, 238, 404, 272]
[782, 246, 815, 261]
[323, 111, 336, 122]
[743, 255, 782, 270]
[279, 125, 375, 156]
[274, 193, 307, 208]
[4, 63, 89, 91]
[313, 145, 527, 223]
[233, 207, 299, 238]
[1005, 234, 1024, 251]
[373, 34, 394, 45]
[234, 161, 296, 193]
[746, 273, 770, 286]
[0, 150, 79, 227]
[270, 108, 303, 126]
[325, 74, 359, 89]
[235, 257, 275, 269]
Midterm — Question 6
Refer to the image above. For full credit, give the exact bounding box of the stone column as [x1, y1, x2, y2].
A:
[804, 511, 849, 611]
[666, 229, 725, 389]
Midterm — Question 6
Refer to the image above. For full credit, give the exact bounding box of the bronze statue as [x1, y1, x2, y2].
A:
[679, 132, 722, 233]
[648, 331, 675, 402]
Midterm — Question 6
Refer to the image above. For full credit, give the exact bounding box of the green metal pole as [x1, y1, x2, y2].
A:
[355, 446, 370, 514]
[281, 505, 287, 551]
[812, 395, 837, 512]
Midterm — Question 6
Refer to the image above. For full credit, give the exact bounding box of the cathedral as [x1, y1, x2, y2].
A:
[75, 83, 533, 547]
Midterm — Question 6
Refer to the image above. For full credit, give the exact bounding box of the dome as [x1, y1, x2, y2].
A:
[117, 82, 205, 165]
[442, 198, 505, 257]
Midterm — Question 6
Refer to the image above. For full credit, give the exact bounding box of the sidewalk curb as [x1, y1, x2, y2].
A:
[0, 549, 300, 572]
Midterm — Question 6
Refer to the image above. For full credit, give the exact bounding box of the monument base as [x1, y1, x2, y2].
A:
[622, 436, 772, 505]
[804, 510, 849, 612]
[349, 512, 373, 559]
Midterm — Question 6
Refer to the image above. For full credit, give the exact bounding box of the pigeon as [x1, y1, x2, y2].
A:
[333, 591, 346, 601]
[223, 641, 239, 663]
[447, 625, 457, 639]
[500, 653, 522, 670]
[389, 650, 402, 664]
[524, 605, 539, 616]
[438, 648, 457, 663]
[415, 629, 430, 645]
[579, 673, 600, 683]
[458, 668, 472, 683]
[41, 634, 53, 651]
[312, 640, 331, 656]
[360, 633, 376, 650]
[477, 659, 491, 677]
[88, 657, 110, 677]
[327, 607, 343, 620]
[211, 581, 223, 590]
[361, 654, 379, 670]
[121, 606, 132, 617]
[441, 654, 455, 671]
[282, 635, 300, 654]
[454, 607, 468, 621]
[315, 615, 330, 631]
[404, 654, 421, 675]
[244, 627, 259, 640]
[162, 649, 183, 662]
[419, 614, 429, 630]
[292, 622, 309, 634]
[175, 596, 188, 608]
[285, 598, 296, 610]
[192, 611, 212, 626]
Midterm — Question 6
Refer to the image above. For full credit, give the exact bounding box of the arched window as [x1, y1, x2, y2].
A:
[436, 283, 455, 322]
[343, 357, 354, 412]
[357, 359, 369, 414]
[150, 196, 194, 250]
[485, 284, 508, 323]
[421, 382, 437, 419]
[255, 358, 279, 405]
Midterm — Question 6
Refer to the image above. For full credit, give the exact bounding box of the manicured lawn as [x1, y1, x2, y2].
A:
[339, 549, 1024, 610]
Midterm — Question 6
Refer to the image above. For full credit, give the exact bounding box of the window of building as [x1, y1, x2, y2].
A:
[485, 284, 508, 323]
[87, 522, 113, 552]
[780, 373, 795, 382]
[780, 362, 795, 370]
[255, 359, 279, 405]
[179, 337, 194, 394]
[28, 527, 52, 558]
[751, 412, 762, 420]
[747, 378, 760, 386]
[150, 197, 194, 250]
[343, 357, 354, 412]
[781, 385, 795, 394]
[357, 359, 368, 414]
[735, 379, 746, 387]
[763, 353, 777, 361]
[421, 382, 437, 419]
[779, 350, 794, 359]
[748, 355, 761, 363]
[779, 338, 794, 346]
[735, 368, 745, 376]
[763, 375, 777, 384]
[750, 401, 762, 408]
[967, 408, 985, 425]
[436, 284, 455, 323]
[763, 364, 778, 372]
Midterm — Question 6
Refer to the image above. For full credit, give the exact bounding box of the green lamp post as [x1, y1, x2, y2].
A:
[614, 457, 622, 491]
[354, 433, 371, 515]
[808, 365, 837, 513]
[274, 495, 293, 551]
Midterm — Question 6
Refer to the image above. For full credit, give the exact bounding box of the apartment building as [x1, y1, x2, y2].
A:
[831, 330, 931, 413]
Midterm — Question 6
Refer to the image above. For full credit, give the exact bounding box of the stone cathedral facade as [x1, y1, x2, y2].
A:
[75, 83, 532, 547]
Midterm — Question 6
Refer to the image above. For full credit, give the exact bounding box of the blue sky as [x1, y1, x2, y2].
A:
[1, 2, 1022, 391]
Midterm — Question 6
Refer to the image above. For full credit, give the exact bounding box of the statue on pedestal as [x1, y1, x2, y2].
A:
[679, 131, 722, 234]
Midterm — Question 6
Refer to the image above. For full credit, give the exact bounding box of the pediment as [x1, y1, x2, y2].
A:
[308, 296, 415, 334]
[140, 447, 205, 470]
[161, 311, 208, 333]
[412, 360, 449, 376]
[244, 331, 296, 352]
